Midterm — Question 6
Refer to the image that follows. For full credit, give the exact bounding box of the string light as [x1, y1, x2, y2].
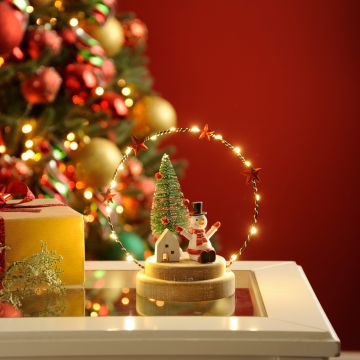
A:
[116, 205, 124, 214]
[105, 206, 112, 215]
[117, 78, 126, 87]
[125, 98, 133, 107]
[83, 189, 93, 200]
[0, 145, 6, 154]
[121, 297, 130, 305]
[21, 152, 29, 161]
[54, 0, 63, 9]
[22, 123, 33, 134]
[67, 132, 76, 141]
[69, 141, 78, 150]
[109, 232, 118, 240]
[121, 87, 131, 96]
[190, 126, 200, 133]
[93, 303, 101, 311]
[26, 5, 34, 13]
[105, 126, 261, 269]
[95, 86, 104, 96]
[250, 226, 257, 235]
[0, 57, 4, 68]
[25, 140, 33, 148]
[69, 18, 79, 27]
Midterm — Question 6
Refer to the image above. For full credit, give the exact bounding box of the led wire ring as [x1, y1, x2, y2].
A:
[105, 126, 260, 269]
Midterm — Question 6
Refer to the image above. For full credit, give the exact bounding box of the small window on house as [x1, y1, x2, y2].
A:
[171, 250, 174, 254]
[165, 244, 169, 248]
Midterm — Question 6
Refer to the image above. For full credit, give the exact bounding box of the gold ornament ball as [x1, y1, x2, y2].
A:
[73, 137, 122, 188]
[132, 95, 177, 137]
[82, 17, 124, 57]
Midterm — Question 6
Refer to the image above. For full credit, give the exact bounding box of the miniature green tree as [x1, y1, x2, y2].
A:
[151, 154, 189, 236]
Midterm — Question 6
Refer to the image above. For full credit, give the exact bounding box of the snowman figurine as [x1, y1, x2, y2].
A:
[176, 201, 221, 263]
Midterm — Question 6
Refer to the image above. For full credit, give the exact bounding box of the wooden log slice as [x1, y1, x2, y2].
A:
[144, 255, 226, 281]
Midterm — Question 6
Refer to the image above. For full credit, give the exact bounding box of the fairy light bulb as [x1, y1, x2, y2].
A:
[125, 98, 133, 107]
[95, 86, 104, 96]
[255, 194, 261, 201]
[250, 226, 257, 235]
[0, 145, 6, 153]
[231, 254, 238, 262]
[69, 141, 78, 150]
[67, 132, 75, 141]
[214, 134, 223, 140]
[110, 180, 117, 189]
[25, 140, 33, 148]
[26, 149, 35, 159]
[69, 18, 79, 27]
[83, 189, 93, 200]
[233, 147, 241, 154]
[22, 123, 33, 134]
[118, 164, 124, 171]
[116, 205, 124, 214]
[126, 254, 134, 262]
[169, 127, 176, 132]
[26, 5, 34, 13]
[121, 87, 131, 96]
[125, 147, 132, 155]
[245, 161, 251, 167]
[105, 206, 112, 215]
[150, 135, 157, 141]
[109, 232, 118, 240]
[190, 126, 200, 133]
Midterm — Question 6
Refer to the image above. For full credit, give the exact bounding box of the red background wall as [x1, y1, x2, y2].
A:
[119, 0, 360, 350]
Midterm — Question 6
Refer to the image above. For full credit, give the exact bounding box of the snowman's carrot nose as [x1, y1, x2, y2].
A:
[198, 220, 205, 225]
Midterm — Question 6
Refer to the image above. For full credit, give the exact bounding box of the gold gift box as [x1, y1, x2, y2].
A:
[2, 199, 84, 285]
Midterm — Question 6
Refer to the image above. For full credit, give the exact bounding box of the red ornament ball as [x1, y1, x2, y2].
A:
[27, 26, 62, 59]
[92, 92, 128, 118]
[161, 217, 169, 225]
[122, 18, 148, 46]
[155, 172, 163, 180]
[22, 67, 62, 104]
[0, 302, 22, 318]
[0, 3, 25, 56]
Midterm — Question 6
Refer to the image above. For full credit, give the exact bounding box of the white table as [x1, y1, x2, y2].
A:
[0, 261, 340, 359]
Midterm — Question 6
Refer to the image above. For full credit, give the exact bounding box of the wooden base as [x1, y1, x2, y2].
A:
[144, 255, 226, 281]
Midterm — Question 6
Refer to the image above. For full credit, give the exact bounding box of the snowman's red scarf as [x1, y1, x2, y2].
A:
[191, 229, 207, 246]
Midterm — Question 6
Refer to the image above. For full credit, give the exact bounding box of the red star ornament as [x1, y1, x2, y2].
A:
[199, 124, 214, 141]
[161, 216, 169, 225]
[243, 167, 262, 184]
[103, 190, 116, 204]
[130, 136, 148, 156]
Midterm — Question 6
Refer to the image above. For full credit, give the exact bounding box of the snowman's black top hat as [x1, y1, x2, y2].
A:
[191, 201, 207, 216]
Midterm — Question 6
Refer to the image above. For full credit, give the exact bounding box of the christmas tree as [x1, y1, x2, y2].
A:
[151, 154, 189, 236]
[0, 1, 184, 260]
